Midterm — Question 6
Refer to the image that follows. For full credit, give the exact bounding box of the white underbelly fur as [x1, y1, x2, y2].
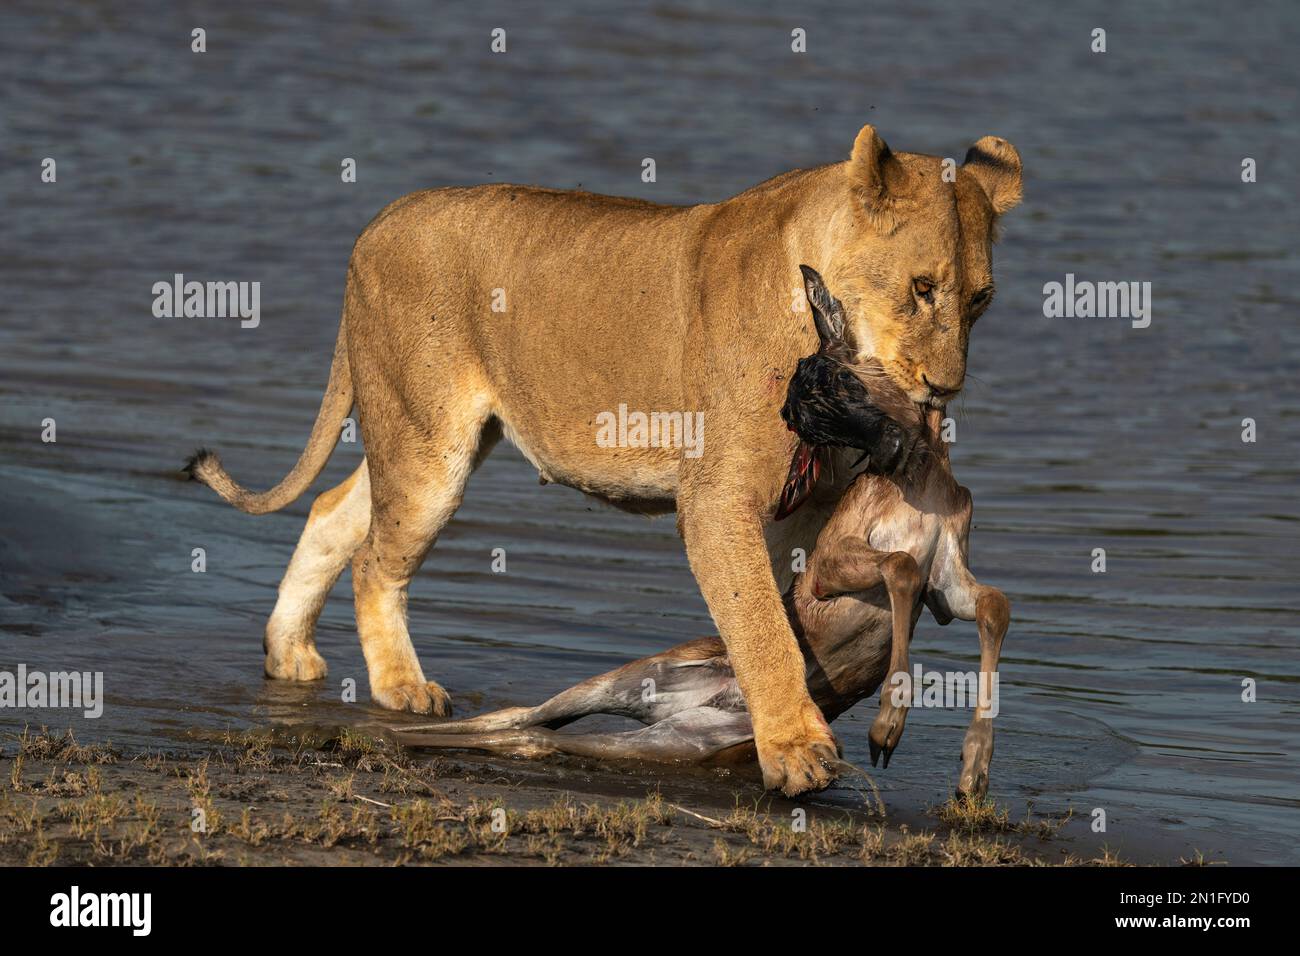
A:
[868, 507, 944, 581]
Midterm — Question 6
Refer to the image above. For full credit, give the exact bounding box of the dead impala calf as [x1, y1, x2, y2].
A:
[395, 269, 1010, 798]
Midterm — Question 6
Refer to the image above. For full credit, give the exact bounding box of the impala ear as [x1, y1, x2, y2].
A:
[962, 135, 1023, 215]
[847, 125, 901, 230]
[799, 264, 845, 346]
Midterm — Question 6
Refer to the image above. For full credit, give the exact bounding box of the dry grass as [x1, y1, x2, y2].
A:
[0, 726, 1130, 867]
[934, 792, 1073, 839]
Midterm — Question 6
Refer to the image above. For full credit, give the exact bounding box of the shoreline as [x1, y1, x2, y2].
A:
[0, 727, 1192, 867]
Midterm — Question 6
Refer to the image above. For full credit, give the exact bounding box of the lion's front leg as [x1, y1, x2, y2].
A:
[678, 488, 839, 796]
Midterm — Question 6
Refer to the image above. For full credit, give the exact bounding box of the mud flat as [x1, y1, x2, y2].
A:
[0, 727, 1192, 867]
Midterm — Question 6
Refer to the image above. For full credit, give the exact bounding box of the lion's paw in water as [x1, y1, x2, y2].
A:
[263, 642, 328, 682]
[373, 679, 452, 717]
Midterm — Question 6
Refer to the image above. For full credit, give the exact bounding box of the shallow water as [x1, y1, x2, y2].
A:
[1, 1, 1297, 863]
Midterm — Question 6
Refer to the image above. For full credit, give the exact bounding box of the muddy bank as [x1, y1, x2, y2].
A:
[4, 728, 1207, 867]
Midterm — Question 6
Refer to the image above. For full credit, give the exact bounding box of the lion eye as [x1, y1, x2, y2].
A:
[913, 277, 935, 303]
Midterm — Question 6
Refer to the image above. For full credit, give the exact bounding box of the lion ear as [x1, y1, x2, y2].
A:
[847, 125, 899, 229]
[962, 135, 1023, 215]
[848, 124, 891, 197]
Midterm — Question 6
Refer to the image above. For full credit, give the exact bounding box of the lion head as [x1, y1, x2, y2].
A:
[825, 125, 1022, 406]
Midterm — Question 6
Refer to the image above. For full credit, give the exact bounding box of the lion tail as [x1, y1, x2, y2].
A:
[184, 326, 352, 515]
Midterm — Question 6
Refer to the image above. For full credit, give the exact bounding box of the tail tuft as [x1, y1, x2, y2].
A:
[182, 447, 218, 484]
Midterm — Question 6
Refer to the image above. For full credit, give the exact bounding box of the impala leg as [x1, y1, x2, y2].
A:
[926, 490, 1011, 798]
[400, 637, 733, 734]
[400, 668, 630, 735]
[805, 541, 922, 768]
[866, 553, 922, 768]
[395, 706, 754, 765]
[956, 586, 1009, 798]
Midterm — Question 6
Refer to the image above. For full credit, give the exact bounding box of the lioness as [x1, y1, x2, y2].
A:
[187, 124, 1022, 796]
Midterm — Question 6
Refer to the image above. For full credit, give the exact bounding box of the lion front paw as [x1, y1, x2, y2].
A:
[755, 707, 842, 797]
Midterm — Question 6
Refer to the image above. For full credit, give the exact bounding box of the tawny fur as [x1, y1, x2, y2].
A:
[186, 125, 1022, 796]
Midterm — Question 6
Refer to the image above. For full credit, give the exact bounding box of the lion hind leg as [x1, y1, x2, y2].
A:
[351, 387, 496, 717]
[264, 461, 371, 681]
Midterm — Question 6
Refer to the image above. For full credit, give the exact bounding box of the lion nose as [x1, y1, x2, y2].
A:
[922, 373, 962, 398]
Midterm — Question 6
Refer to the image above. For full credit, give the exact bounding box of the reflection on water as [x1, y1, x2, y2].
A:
[1, 1, 1296, 863]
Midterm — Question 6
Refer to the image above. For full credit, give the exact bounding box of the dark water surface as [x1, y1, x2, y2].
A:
[2, 1, 1297, 863]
